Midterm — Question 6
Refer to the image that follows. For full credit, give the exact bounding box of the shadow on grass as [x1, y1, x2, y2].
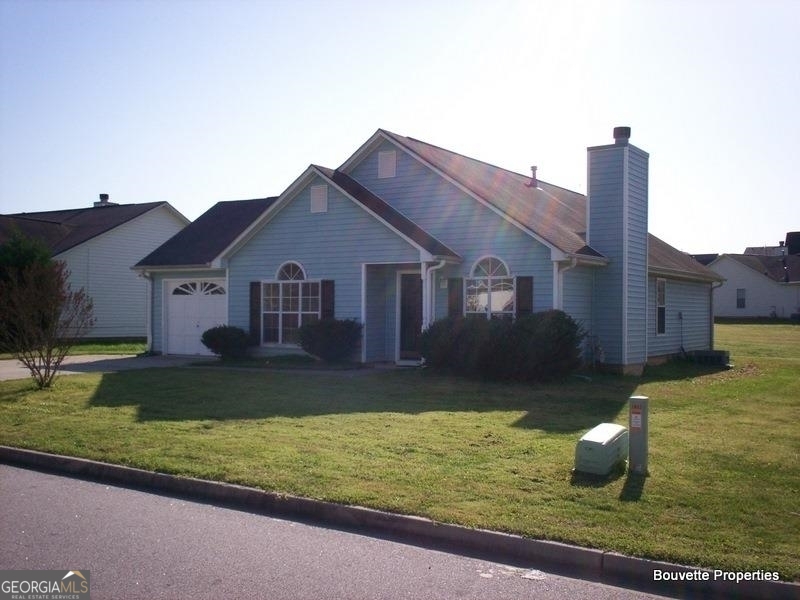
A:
[619, 473, 648, 502]
[86, 359, 721, 431]
[86, 366, 638, 432]
[569, 465, 648, 502]
[569, 462, 627, 488]
[640, 360, 731, 383]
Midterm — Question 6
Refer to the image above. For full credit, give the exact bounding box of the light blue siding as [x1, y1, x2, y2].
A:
[648, 277, 712, 356]
[351, 141, 554, 317]
[563, 266, 594, 334]
[364, 264, 412, 362]
[588, 144, 648, 368]
[227, 176, 421, 357]
[625, 146, 649, 364]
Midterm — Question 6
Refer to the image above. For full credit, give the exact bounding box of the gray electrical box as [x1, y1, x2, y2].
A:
[574, 423, 629, 475]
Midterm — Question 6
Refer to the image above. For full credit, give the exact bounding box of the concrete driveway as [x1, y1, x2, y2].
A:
[0, 354, 210, 381]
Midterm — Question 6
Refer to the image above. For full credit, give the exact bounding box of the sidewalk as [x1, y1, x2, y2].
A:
[0, 354, 209, 381]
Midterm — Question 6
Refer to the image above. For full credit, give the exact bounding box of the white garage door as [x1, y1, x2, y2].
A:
[166, 280, 227, 355]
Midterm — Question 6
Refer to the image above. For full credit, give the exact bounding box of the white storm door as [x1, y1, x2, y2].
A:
[167, 280, 227, 355]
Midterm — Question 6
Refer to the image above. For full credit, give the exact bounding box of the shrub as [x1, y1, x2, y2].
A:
[419, 316, 495, 375]
[502, 310, 585, 381]
[420, 310, 585, 382]
[201, 325, 250, 360]
[299, 318, 362, 363]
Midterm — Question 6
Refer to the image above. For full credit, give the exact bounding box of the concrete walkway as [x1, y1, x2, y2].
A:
[0, 354, 209, 381]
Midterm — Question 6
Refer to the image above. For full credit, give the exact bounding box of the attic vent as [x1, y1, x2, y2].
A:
[378, 150, 396, 179]
[310, 185, 328, 213]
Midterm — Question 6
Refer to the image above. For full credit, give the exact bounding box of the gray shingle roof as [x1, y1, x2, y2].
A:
[135, 197, 276, 268]
[723, 254, 800, 283]
[1, 202, 170, 255]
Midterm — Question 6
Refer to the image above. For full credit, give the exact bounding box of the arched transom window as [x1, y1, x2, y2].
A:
[466, 257, 515, 318]
[262, 262, 320, 344]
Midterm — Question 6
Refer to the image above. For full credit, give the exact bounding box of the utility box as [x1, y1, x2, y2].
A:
[628, 396, 649, 475]
[574, 423, 629, 476]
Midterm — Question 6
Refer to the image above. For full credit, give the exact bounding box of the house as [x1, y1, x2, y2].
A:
[706, 249, 800, 319]
[135, 127, 721, 373]
[0, 195, 189, 338]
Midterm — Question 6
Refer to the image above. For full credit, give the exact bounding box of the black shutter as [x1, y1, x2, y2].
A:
[448, 278, 463, 317]
[321, 280, 335, 319]
[516, 276, 533, 318]
[249, 282, 261, 345]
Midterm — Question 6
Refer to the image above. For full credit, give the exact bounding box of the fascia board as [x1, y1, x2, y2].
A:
[648, 265, 722, 283]
[338, 129, 388, 173]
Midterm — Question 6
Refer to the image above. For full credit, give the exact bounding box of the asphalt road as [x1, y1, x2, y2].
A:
[0, 465, 671, 600]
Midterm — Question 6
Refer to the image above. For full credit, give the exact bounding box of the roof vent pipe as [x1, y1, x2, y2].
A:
[94, 193, 115, 208]
[527, 166, 538, 188]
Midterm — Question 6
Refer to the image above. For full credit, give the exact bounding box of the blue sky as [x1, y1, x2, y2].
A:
[1, 0, 797, 254]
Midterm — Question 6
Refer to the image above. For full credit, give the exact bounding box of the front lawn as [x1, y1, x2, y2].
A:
[0, 324, 797, 580]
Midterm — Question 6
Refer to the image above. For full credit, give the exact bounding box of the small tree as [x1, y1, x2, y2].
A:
[0, 233, 95, 389]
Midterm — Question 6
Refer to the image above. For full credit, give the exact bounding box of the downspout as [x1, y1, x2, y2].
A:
[554, 257, 578, 310]
[710, 280, 724, 349]
[423, 259, 447, 330]
[139, 270, 154, 353]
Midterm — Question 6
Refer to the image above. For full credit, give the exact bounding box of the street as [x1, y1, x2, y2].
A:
[0, 465, 670, 599]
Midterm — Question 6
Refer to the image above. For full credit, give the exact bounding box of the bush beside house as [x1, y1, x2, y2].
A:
[201, 325, 250, 360]
[420, 310, 585, 382]
[299, 318, 363, 363]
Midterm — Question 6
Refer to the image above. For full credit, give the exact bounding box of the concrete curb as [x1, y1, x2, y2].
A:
[2, 446, 796, 600]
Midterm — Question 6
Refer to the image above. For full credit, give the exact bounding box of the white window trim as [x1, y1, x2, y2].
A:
[261, 262, 320, 346]
[275, 261, 307, 281]
[465, 256, 515, 319]
[656, 278, 667, 336]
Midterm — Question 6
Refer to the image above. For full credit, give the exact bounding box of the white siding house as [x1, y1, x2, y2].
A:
[708, 254, 800, 318]
[1, 199, 189, 338]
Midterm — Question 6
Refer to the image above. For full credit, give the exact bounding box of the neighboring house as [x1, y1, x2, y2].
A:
[135, 127, 721, 373]
[707, 253, 800, 318]
[0, 196, 189, 338]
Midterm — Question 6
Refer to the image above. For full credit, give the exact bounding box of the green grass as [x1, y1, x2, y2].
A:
[67, 338, 147, 355]
[0, 324, 798, 580]
[0, 339, 147, 360]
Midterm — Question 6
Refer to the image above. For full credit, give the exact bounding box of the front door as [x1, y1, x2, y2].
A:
[399, 273, 423, 361]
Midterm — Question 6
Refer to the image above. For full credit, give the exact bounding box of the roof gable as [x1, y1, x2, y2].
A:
[1, 202, 183, 255]
[379, 130, 591, 256]
[136, 197, 277, 268]
[314, 167, 460, 260]
[713, 253, 800, 284]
